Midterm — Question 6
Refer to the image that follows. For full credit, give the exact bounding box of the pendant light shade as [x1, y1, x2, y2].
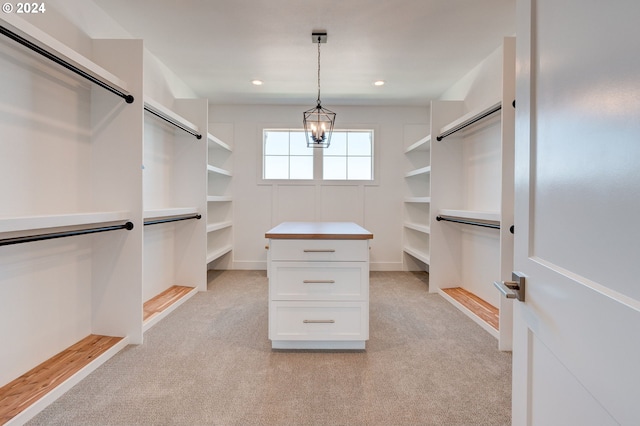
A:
[304, 32, 336, 148]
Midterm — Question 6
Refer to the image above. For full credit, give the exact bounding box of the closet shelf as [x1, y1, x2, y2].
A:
[437, 100, 501, 141]
[0, 14, 131, 102]
[404, 134, 431, 153]
[404, 222, 430, 234]
[438, 209, 500, 223]
[207, 165, 232, 177]
[207, 133, 232, 152]
[143, 207, 199, 220]
[405, 166, 431, 178]
[0, 211, 130, 234]
[207, 221, 233, 233]
[404, 197, 431, 204]
[144, 97, 201, 139]
[403, 246, 430, 266]
[143, 285, 197, 332]
[0, 334, 128, 425]
[440, 287, 499, 337]
[207, 195, 232, 202]
[206, 245, 232, 264]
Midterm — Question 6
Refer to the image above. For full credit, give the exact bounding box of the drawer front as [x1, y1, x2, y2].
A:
[269, 301, 368, 341]
[269, 239, 368, 262]
[270, 262, 368, 301]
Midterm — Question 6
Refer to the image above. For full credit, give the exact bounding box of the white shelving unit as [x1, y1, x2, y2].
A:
[403, 133, 431, 270]
[0, 14, 143, 424]
[206, 131, 233, 268]
[142, 96, 208, 331]
[430, 37, 516, 350]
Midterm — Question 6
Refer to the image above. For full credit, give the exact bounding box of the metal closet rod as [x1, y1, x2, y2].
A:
[436, 215, 500, 230]
[0, 25, 134, 104]
[144, 106, 202, 140]
[0, 222, 134, 247]
[436, 103, 502, 141]
[144, 214, 201, 226]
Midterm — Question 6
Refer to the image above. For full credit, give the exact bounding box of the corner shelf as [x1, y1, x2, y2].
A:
[207, 132, 232, 152]
[207, 165, 232, 177]
[206, 245, 232, 264]
[404, 134, 431, 153]
[405, 166, 431, 178]
[403, 246, 430, 266]
[207, 221, 232, 233]
[404, 222, 430, 234]
[404, 197, 431, 203]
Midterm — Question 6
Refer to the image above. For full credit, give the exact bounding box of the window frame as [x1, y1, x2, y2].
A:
[260, 127, 378, 186]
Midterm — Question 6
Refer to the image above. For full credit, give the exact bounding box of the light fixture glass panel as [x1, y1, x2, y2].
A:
[290, 156, 314, 179]
[264, 131, 289, 155]
[324, 131, 347, 156]
[264, 156, 289, 179]
[323, 157, 347, 180]
[290, 131, 310, 156]
[348, 131, 372, 156]
[347, 157, 372, 180]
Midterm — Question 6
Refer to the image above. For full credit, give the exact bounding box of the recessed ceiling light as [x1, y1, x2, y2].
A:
[251, 79, 264, 86]
[373, 80, 385, 86]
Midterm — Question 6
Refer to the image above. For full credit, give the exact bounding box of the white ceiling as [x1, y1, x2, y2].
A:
[93, 0, 515, 106]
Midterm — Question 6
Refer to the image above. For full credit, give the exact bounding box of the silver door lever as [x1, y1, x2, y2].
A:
[494, 272, 526, 302]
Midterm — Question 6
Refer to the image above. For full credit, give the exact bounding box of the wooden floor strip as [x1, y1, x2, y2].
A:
[442, 287, 499, 330]
[0, 334, 122, 424]
[143, 285, 194, 322]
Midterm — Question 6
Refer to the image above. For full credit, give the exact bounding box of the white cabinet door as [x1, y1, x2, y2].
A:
[512, 1, 640, 424]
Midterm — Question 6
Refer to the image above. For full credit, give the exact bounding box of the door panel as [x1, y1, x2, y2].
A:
[513, 0, 640, 424]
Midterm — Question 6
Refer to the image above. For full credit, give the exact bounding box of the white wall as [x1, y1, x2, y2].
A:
[209, 104, 429, 271]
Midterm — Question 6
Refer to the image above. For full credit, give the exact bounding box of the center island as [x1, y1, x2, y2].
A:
[265, 222, 373, 350]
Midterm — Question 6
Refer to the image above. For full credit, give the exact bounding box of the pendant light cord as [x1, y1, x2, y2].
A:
[317, 36, 322, 106]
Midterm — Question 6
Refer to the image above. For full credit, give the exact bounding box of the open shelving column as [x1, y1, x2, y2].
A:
[403, 131, 432, 269]
[206, 130, 233, 268]
[430, 37, 515, 350]
[0, 14, 143, 424]
[142, 97, 208, 332]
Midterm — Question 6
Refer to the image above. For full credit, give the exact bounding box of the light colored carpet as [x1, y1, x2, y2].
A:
[28, 271, 511, 425]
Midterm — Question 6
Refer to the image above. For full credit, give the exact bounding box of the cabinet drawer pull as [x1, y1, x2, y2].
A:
[303, 319, 335, 324]
[303, 280, 335, 284]
[303, 249, 336, 253]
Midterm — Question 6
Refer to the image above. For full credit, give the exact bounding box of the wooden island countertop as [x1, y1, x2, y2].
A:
[265, 222, 373, 240]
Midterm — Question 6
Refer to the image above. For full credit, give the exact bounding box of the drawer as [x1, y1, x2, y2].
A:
[269, 239, 368, 262]
[269, 301, 368, 341]
[270, 262, 368, 301]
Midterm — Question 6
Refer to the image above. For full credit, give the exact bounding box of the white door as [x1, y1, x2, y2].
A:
[512, 0, 640, 424]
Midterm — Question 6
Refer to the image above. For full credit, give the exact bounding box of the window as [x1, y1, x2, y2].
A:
[323, 131, 373, 180]
[263, 129, 374, 181]
[263, 130, 313, 179]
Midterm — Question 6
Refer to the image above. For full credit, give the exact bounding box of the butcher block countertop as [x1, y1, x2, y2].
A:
[265, 222, 373, 240]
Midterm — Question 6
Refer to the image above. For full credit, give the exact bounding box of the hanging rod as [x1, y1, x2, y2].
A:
[0, 221, 134, 247]
[144, 105, 202, 140]
[436, 102, 502, 141]
[436, 215, 500, 230]
[0, 25, 134, 104]
[144, 214, 201, 226]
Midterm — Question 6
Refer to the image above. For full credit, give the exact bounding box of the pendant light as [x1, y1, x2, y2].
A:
[303, 32, 336, 148]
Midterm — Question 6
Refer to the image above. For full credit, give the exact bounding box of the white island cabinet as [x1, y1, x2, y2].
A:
[265, 222, 373, 350]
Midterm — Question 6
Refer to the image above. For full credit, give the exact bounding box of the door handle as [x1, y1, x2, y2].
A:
[494, 271, 526, 302]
